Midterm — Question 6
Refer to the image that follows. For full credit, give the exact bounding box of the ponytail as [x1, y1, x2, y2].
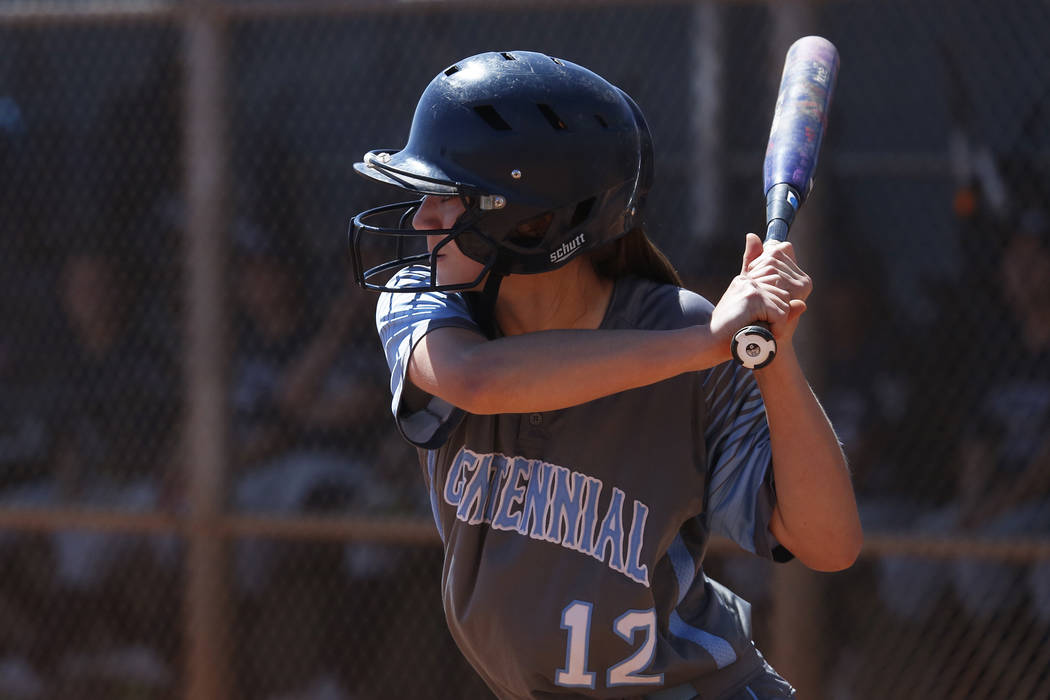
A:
[588, 226, 682, 287]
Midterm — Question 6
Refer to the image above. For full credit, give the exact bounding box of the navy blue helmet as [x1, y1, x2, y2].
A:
[349, 50, 653, 292]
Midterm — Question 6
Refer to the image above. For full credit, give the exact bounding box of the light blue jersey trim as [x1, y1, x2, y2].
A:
[425, 450, 445, 543]
[668, 535, 696, 606]
[668, 610, 737, 669]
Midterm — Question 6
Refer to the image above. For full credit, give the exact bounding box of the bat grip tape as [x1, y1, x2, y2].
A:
[764, 183, 800, 243]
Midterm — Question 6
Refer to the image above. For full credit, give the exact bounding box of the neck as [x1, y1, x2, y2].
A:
[494, 258, 613, 336]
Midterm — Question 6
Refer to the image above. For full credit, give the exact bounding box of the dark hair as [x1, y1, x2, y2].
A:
[588, 226, 682, 287]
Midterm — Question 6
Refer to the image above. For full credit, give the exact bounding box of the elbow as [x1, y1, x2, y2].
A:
[777, 511, 864, 572]
[463, 368, 519, 414]
[436, 361, 507, 415]
[823, 533, 865, 570]
[807, 525, 864, 572]
[771, 499, 864, 572]
[448, 383, 495, 415]
[409, 346, 504, 415]
[408, 330, 523, 415]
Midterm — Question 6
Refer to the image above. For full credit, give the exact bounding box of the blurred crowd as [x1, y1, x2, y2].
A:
[820, 154, 1050, 696]
[0, 38, 1047, 700]
[0, 53, 482, 700]
[704, 159, 1050, 698]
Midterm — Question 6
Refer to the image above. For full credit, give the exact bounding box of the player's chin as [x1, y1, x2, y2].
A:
[433, 265, 488, 292]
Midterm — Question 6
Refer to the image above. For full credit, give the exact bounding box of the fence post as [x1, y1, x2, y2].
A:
[182, 2, 233, 699]
[688, 0, 726, 254]
[765, 1, 827, 698]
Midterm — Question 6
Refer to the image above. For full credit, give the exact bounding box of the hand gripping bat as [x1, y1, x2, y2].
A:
[731, 35, 840, 369]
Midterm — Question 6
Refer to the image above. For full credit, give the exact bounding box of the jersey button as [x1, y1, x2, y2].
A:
[529, 413, 543, 425]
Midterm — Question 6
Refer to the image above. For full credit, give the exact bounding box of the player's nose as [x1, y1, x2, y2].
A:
[412, 195, 444, 231]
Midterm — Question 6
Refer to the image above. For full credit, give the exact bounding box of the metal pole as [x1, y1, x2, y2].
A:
[765, 2, 826, 698]
[182, 2, 232, 698]
[688, 0, 726, 257]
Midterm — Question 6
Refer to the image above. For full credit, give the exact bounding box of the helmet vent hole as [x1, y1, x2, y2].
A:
[570, 197, 596, 229]
[550, 57, 564, 66]
[444, 65, 460, 76]
[537, 103, 567, 131]
[594, 114, 609, 129]
[473, 105, 512, 131]
[500, 52, 517, 61]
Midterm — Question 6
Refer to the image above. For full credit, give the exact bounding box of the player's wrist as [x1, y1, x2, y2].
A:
[752, 340, 802, 385]
[706, 315, 732, 348]
[687, 324, 733, 369]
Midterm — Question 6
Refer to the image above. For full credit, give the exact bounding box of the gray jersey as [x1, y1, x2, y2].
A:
[377, 266, 790, 699]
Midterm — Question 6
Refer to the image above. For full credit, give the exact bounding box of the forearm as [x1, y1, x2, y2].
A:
[411, 325, 732, 414]
[757, 345, 862, 571]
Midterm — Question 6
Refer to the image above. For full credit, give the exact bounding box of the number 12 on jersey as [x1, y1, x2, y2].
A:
[556, 600, 665, 689]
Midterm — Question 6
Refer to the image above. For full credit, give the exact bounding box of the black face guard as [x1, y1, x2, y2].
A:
[349, 198, 500, 293]
[349, 150, 512, 292]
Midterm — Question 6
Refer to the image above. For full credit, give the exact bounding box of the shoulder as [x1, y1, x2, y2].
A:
[375, 266, 480, 351]
[604, 276, 713, 331]
[377, 267, 475, 324]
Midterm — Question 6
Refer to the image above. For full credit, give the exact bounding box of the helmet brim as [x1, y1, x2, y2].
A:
[353, 150, 460, 196]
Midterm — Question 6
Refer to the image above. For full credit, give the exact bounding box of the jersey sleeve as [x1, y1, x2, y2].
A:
[375, 266, 480, 449]
[702, 361, 789, 561]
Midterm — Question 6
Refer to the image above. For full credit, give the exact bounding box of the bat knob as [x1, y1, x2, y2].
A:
[731, 324, 777, 370]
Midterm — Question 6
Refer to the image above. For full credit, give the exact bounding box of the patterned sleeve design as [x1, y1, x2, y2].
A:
[702, 361, 784, 559]
[375, 266, 480, 448]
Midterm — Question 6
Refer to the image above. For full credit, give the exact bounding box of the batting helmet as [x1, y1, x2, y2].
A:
[349, 50, 653, 292]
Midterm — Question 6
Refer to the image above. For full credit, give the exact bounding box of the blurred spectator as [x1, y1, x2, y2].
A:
[817, 251, 916, 516]
[0, 244, 180, 696]
[0, 92, 62, 697]
[51, 248, 177, 494]
[950, 207, 1050, 618]
[226, 221, 414, 699]
[228, 220, 405, 575]
[0, 264, 54, 699]
[877, 204, 1050, 628]
[0, 96, 49, 494]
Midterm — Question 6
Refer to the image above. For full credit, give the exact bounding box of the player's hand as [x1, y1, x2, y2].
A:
[745, 235, 812, 302]
[709, 233, 809, 348]
[744, 234, 812, 342]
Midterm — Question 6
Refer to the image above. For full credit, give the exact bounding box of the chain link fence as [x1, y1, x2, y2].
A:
[0, 0, 1047, 698]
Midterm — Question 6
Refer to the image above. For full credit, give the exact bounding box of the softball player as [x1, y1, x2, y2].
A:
[349, 51, 861, 700]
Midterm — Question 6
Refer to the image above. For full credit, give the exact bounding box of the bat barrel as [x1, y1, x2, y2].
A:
[763, 36, 839, 202]
[734, 36, 838, 370]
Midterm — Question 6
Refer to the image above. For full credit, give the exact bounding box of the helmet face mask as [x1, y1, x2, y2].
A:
[349, 193, 500, 292]
[349, 50, 654, 293]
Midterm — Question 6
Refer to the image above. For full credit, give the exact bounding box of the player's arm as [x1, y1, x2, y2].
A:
[407, 243, 792, 415]
[749, 239, 863, 572]
[759, 345, 863, 571]
[408, 324, 725, 415]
